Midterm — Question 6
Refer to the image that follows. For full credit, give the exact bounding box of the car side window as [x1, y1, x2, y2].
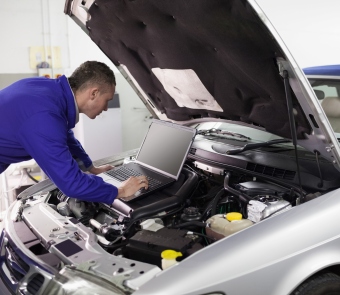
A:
[308, 78, 340, 101]
[313, 85, 338, 98]
[308, 79, 340, 134]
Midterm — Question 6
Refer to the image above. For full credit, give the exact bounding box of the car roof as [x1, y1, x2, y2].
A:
[303, 65, 340, 76]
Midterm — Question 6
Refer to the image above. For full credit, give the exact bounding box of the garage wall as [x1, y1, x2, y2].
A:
[0, 0, 69, 74]
[256, 0, 340, 68]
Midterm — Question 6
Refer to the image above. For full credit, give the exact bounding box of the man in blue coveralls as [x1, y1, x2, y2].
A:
[0, 61, 148, 204]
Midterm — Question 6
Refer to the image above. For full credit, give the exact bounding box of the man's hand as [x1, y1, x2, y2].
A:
[89, 165, 114, 175]
[116, 175, 149, 200]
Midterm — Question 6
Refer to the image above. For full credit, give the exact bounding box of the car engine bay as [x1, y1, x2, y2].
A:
[6, 131, 340, 292]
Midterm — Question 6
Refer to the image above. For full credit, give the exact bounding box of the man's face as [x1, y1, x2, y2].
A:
[85, 84, 116, 119]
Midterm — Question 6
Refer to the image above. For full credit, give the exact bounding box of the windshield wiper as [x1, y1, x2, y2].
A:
[226, 139, 291, 155]
[197, 128, 251, 140]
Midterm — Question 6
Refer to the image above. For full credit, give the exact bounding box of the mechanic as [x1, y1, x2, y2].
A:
[0, 61, 148, 204]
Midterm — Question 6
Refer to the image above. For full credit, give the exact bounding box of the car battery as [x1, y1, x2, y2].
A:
[124, 227, 193, 268]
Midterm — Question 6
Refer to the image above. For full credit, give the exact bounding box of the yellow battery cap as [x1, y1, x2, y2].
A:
[161, 250, 183, 260]
[226, 212, 242, 221]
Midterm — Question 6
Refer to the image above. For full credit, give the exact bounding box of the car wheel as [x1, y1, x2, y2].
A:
[293, 273, 340, 295]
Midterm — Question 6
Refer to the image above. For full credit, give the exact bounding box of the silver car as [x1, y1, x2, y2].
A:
[1, 1, 340, 294]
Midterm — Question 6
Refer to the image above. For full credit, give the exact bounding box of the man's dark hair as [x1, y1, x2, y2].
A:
[68, 61, 116, 93]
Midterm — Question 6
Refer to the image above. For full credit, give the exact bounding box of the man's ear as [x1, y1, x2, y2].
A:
[89, 87, 99, 100]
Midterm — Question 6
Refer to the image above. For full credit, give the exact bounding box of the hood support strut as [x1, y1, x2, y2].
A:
[283, 70, 305, 204]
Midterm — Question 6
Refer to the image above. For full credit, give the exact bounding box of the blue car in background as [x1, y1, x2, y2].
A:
[304, 64, 340, 76]
[304, 65, 340, 132]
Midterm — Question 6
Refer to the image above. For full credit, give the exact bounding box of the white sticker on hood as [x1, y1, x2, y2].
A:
[152, 68, 223, 112]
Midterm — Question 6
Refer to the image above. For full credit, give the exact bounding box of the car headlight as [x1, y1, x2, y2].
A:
[41, 266, 129, 295]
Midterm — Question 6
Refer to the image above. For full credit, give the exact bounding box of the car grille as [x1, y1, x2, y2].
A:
[27, 274, 45, 294]
[246, 162, 296, 180]
[0, 231, 51, 295]
[4, 243, 30, 281]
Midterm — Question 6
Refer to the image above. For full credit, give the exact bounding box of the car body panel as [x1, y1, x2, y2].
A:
[133, 188, 340, 295]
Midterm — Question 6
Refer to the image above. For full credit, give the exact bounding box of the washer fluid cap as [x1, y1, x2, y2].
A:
[161, 250, 183, 260]
[226, 212, 242, 221]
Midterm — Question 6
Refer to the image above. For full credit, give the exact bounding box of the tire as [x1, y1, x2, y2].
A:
[293, 273, 340, 295]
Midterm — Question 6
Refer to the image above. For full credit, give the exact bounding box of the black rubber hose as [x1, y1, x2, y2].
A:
[223, 172, 252, 204]
[98, 239, 129, 250]
[223, 172, 252, 218]
[200, 188, 223, 221]
[210, 188, 226, 216]
[171, 221, 206, 229]
[188, 231, 216, 243]
[24, 168, 39, 183]
[200, 198, 216, 220]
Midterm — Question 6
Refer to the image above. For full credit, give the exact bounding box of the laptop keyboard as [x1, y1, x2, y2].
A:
[106, 166, 162, 190]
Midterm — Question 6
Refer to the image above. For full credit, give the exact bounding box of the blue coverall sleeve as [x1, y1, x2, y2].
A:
[67, 130, 93, 170]
[17, 112, 117, 204]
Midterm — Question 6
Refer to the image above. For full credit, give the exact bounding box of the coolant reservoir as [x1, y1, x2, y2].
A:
[206, 212, 253, 240]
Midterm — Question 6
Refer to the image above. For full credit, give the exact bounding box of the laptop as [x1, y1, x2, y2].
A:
[98, 119, 197, 202]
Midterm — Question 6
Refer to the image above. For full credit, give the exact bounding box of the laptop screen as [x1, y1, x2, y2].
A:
[136, 120, 196, 179]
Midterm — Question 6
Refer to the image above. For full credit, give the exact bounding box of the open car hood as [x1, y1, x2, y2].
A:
[64, 0, 340, 166]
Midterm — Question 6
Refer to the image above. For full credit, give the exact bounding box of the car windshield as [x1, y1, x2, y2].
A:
[195, 122, 280, 140]
[192, 121, 304, 149]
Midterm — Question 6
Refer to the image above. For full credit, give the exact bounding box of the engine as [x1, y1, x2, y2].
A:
[34, 160, 297, 269]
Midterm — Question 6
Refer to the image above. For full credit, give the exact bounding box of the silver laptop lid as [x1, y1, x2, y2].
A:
[135, 120, 196, 180]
